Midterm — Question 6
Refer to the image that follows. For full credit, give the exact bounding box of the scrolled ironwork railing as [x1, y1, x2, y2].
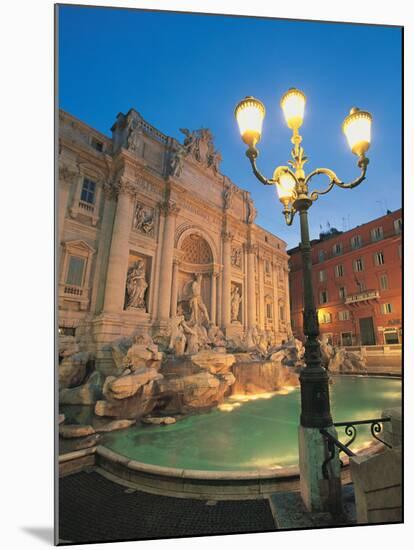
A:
[320, 417, 392, 479]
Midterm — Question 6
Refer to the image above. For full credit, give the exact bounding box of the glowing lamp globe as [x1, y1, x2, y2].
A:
[280, 88, 306, 130]
[342, 107, 372, 156]
[235, 96, 266, 147]
[276, 171, 296, 202]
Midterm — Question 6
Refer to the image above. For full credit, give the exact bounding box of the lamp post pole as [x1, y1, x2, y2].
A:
[296, 199, 332, 429]
[234, 88, 372, 512]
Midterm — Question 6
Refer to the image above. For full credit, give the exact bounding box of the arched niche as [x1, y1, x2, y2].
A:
[175, 231, 218, 323]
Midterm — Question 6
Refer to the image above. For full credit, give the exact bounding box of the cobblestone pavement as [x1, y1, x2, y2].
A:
[58, 471, 276, 544]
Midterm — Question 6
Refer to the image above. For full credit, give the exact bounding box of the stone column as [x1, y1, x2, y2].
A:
[103, 179, 135, 313]
[170, 259, 180, 318]
[272, 258, 280, 339]
[246, 243, 257, 330]
[210, 271, 218, 325]
[257, 252, 265, 330]
[217, 268, 222, 327]
[91, 189, 117, 314]
[150, 213, 165, 317]
[221, 231, 233, 329]
[157, 200, 180, 322]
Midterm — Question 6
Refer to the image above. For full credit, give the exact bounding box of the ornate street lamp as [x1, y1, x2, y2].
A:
[235, 89, 372, 510]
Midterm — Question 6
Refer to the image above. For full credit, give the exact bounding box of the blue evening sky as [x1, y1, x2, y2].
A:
[58, 5, 402, 250]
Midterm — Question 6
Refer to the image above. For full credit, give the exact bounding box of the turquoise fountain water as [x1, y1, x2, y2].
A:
[99, 376, 401, 471]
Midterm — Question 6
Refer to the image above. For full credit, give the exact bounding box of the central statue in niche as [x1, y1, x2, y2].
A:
[188, 273, 210, 325]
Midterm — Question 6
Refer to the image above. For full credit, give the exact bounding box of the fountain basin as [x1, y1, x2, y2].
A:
[60, 376, 401, 498]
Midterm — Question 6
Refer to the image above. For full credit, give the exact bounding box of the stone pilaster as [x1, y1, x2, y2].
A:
[257, 251, 265, 330]
[221, 230, 233, 329]
[284, 265, 292, 335]
[246, 243, 257, 330]
[272, 258, 280, 338]
[157, 200, 180, 322]
[150, 213, 165, 318]
[217, 268, 222, 327]
[103, 178, 135, 313]
[210, 271, 218, 325]
[170, 259, 180, 318]
[58, 164, 77, 243]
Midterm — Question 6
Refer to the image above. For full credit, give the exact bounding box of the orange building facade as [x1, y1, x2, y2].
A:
[288, 209, 402, 346]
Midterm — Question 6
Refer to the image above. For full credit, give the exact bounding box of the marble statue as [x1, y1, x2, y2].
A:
[231, 246, 242, 268]
[168, 145, 186, 177]
[134, 203, 154, 235]
[169, 305, 201, 355]
[126, 120, 141, 153]
[180, 128, 197, 156]
[246, 194, 257, 224]
[207, 323, 226, 347]
[124, 260, 148, 310]
[207, 144, 222, 173]
[188, 274, 210, 325]
[172, 317, 187, 356]
[223, 180, 234, 209]
[183, 321, 199, 355]
[230, 284, 242, 322]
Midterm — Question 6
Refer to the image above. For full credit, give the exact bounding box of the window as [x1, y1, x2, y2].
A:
[320, 312, 332, 324]
[351, 235, 362, 249]
[318, 250, 325, 262]
[339, 286, 346, 299]
[338, 310, 350, 321]
[374, 251, 385, 266]
[264, 235, 268, 243]
[91, 138, 104, 152]
[65, 256, 85, 286]
[381, 303, 393, 314]
[371, 226, 384, 242]
[341, 332, 353, 346]
[80, 178, 96, 204]
[319, 270, 327, 282]
[265, 260, 271, 274]
[380, 274, 389, 290]
[353, 258, 364, 272]
[394, 218, 402, 235]
[332, 243, 343, 256]
[319, 290, 328, 304]
[266, 303, 273, 319]
[279, 305, 285, 321]
[384, 329, 399, 344]
[357, 280, 366, 292]
[335, 264, 344, 277]
[59, 240, 96, 310]
[58, 327, 76, 336]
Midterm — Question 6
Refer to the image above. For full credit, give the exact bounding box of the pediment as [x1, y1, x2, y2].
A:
[62, 239, 96, 255]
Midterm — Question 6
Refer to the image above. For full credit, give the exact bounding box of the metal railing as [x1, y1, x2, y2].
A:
[320, 417, 391, 479]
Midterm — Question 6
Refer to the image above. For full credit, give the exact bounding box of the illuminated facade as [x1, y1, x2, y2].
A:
[288, 209, 402, 346]
[58, 108, 291, 369]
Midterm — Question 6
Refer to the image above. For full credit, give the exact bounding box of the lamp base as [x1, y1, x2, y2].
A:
[298, 425, 342, 514]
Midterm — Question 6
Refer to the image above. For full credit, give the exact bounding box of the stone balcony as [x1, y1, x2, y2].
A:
[59, 283, 90, 310]
[345, 289, 380, 307]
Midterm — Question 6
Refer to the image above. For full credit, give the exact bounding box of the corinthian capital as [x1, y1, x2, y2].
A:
[116, 177, 139, 199]
[245, 242, 258, 254]
[221, 230, 234, 243]
[160, 199, 180, 217]
[58, 163, 78, 184]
